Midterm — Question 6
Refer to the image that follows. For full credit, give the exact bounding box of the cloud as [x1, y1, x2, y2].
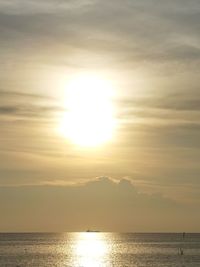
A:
[0, 176, 189, 232]
[0, 90, 52, 99]
[0, 104, 63, 118]
[118, 90, 200, 112]
[0, 106, 18, 114]
[116, 93, 200, 152]
[0, 0, 94, 15]
[0, 90, 62, 119]
[0, 0, 200, 70]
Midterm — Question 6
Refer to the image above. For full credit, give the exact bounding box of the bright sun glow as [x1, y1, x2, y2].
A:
[59, 73, 116, 147]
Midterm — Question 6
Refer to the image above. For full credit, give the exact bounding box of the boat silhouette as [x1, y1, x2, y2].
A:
[86, 229, 100, 233]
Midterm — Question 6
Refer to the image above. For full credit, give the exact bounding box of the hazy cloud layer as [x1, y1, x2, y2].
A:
[1, 177, 198, 232]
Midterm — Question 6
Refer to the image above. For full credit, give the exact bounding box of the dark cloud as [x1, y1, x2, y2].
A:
[0, 90, 62, 119]
[0, 104, 63, 118]
[0, 106, 18, 114]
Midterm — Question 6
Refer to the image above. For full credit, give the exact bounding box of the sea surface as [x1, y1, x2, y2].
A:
[0, 233, 199, 267]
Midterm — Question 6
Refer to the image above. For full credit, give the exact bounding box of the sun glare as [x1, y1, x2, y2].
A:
[59, 73, 116, 147]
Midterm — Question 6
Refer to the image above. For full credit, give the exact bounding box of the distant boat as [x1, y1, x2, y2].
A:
[86, 229, 100, 233]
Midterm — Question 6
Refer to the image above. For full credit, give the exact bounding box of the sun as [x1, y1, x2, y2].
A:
[59, 73, 116, 147]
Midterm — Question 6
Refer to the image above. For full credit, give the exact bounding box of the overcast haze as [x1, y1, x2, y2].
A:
[0, 0, 200, 232]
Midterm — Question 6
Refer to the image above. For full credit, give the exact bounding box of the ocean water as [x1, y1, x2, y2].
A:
[0, 233, 199, 267]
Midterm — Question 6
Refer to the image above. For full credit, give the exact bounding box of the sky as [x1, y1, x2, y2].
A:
[0, 0, 200, 232]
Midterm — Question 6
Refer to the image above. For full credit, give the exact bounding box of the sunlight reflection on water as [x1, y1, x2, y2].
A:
[71, 233, 109, 267]
[0, 233, 199, 267]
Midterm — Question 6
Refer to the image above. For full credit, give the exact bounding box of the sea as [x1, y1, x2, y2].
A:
[0, 233, 199, 267]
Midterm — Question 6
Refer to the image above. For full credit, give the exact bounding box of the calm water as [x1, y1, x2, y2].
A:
[0, 233, 199, 267]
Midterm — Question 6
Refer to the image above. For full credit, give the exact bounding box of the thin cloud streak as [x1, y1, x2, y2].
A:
[0, 104, 64, 118]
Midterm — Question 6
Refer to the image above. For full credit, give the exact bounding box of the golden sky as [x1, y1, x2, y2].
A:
[0, 0, 200, 232]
